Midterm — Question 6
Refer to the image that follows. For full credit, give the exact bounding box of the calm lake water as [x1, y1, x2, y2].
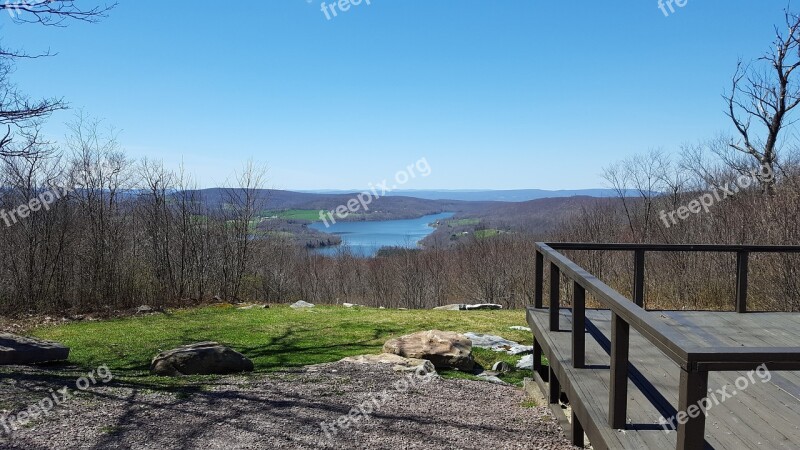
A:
[309, 212, 454, 257]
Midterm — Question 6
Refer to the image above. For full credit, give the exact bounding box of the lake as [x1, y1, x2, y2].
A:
[309, 212, 454, 257]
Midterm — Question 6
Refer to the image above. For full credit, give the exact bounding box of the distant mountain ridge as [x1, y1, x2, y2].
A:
[298, 189, 624, 202]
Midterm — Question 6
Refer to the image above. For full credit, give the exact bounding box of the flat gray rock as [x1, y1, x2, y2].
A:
[516, 354, 534, 370]
[476, 372, 511, 385]
[0, 333, 70, 365]
[290, 301, 315, 309]
[464, 332, 533, 355]
[433, 303, 503, 311]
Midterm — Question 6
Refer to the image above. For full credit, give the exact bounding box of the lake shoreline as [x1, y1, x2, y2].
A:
[309, 212, 455, 257]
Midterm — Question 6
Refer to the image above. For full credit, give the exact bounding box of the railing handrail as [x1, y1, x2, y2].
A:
[546, 242, 800, 253]
[535, 242, 800, 370]
[536, 242, 694, 368]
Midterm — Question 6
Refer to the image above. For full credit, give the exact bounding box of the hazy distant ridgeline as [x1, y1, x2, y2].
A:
[182, 188, 501, 221]
[303, 189, 629, 202]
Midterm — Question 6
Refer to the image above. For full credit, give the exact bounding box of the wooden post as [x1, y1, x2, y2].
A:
[736, 251, 749, 313]
[533, 339, 543, 378]
[571, 410, 585, 447]
[572, 281, 586, 368]
[633, 249, 645, 308]
[535, 250, 544, 308]
[609, 313, 629, 429]
[550, 263, 561, 331]
[549, 366, 560, 404]
[676, 368, 709, 449]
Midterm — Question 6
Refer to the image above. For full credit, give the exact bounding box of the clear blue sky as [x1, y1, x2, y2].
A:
[1, 1, 791, 190]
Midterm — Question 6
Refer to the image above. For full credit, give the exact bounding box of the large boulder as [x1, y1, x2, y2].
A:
[0, 333, 69, 365]
[383, 330, 474, 371]
[150, 342, 254, 376]
[433, 303, 502, 311]
[340, 353, 436, 374]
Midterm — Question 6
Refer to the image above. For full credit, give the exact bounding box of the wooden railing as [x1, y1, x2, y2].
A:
[533, 243, 800, 449]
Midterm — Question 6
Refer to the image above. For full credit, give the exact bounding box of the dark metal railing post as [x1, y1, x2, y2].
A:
[609, 313, 629, 429]
[571, 411, 585, 447]
[535, 250, 544, 308]
[533, 339, 543, 378]
[736, 251, 749, 313]
[676, 368, 709, 449]
[549, 263, 561, 331]
[633, 249, 645, 308]
[572, 281, 586, 368]
[548, 366, 560, 404]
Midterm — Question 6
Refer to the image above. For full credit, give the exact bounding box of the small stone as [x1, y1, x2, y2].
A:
[492, 361, 512, 373]
[290, 301, 315, 309]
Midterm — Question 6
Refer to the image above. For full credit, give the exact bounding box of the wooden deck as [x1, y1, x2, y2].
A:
[529, 243, 800, 449]
[527, 308, 800, 449]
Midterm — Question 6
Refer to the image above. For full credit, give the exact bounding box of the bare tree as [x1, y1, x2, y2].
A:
[725, 10, 800, 194]
[0, 1, 115, 157]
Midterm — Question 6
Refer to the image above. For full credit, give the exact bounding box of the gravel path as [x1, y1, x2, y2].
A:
[0, 362, 574, 450]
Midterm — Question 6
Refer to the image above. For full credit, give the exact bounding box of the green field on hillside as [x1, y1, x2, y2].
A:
[475, 229, 501, 238]
[261, 209, 324, 221]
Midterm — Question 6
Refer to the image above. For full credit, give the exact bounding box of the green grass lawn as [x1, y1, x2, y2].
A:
[447, 218, 480, 227]
[29, 305, 538, 386]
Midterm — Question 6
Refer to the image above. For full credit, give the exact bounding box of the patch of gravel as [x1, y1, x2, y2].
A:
[0, 362, 575, 449]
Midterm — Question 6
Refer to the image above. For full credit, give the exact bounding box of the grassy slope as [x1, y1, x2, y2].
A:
[30, 305, 537, 386]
